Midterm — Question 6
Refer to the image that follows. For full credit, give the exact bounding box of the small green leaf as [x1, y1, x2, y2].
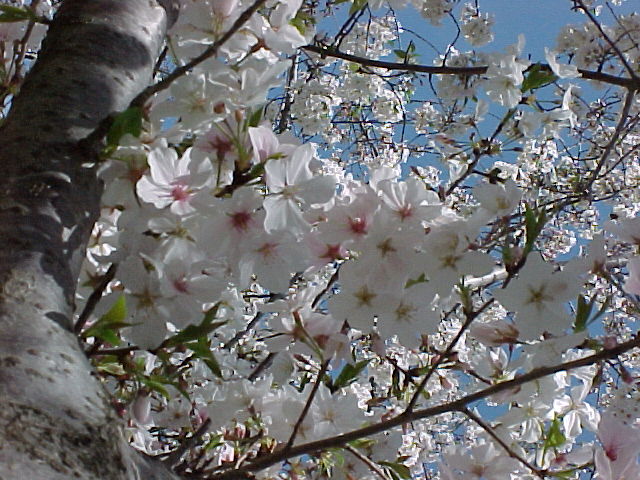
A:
[139, 375, 171, 399]
[0, 5, 36, 22]
[203, 434, 224, 451]
[544, 417, 566, 449]
[95, 356, 126, 376]
[107, 107, 143, 148]
[349, 0, 367, 15]
[524, 205, 546, 254]
[81, 295, 129, 345]
[247, 161, 265, 180]
[521, 64, 557, 92]
[331, 360, 369, 392]
[574, 295, 610, 332]
[164, 319, 227, 348]
[394, 49, 408, 60]
[290, 17, 306, 35]
[102, 295, 128, 324]
[379, 461, 412, 479]
[573, 294, 592, 332]
[163, 312, 227, 347]
[248, 107, 263, 128]
[185, 338, 223, 378]
[405, 272, 426, 288]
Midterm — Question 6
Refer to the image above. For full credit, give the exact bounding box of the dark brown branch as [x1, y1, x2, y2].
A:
[210, 333, 640, 479]
[302, 44, 640, 90]
[74, 263, 117, 334]
[573, 0, 639, 81]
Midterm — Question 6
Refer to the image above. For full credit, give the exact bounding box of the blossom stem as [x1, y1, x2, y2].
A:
[345, 445, 391, 480]
[405, 298, 494, 413]
[302, 44, 640, 90]
[284, 359, 330, 452]
[460, 406, 546, 478]
[210, 333, 640, 479]
[74, 263, 118, 335]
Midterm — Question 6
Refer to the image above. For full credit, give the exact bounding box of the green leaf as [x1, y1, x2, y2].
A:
[247, 161, 265, 180]
[163, 309, 226, 348]
[394, 49, 408, 60]
[574, 295, 610, 332]
[204, 434, 224, 451]
[349, 0, 368, 15]
[521, 64, 557, 92]
[103, 295, 128, 324]
[0, 5, 36, 22]
[524, 205, 546, 254]
[290, 16, 306, 35]
[95, 356, 126, 376]
[81, 295, 129, 345]
[544, 417, 566, 449]
[379, 461, 412, 479]
[501, 243, 514, 266]
[331, 360, 369, 392]
[107, 107, 143, 148]
[573, 294, 593, 333]
[248, 107, 263, 128]
[405, 272, 426, 288]
[139, 375, 172, 399]
[185, 338, 223, 378]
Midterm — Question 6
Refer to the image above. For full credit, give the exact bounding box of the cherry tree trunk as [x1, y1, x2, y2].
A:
[0, 1, 178, 478]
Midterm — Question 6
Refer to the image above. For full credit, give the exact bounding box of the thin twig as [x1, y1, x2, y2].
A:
[573, 0, 639, 81]
[248, 352, 277, 381]
[74, 263, 118, 334]
[276, 54, 298, 134]
[284, 359, 330, 451]
[586, 89, 637, 187]
[461, 407, 546, 479]
[89, 346, 139, 356]
[210, 332, 640, 479]
[132, 0, 267, 108]
[302, 44, 640, 90]
[345, 445, 391, 480]
[225, 312, 267, 350]
[312, 267, 340, 309]
[163, 418, 212, 467]
[405, 298, 494, 413]
[79, 0, 267, 151]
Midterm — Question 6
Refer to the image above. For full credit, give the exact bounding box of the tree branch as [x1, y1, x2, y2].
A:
[132, 0, 267, 108]
[302, 44, 640, 90]
[284, 359, 330, 451]
[210, 333, 640, 479]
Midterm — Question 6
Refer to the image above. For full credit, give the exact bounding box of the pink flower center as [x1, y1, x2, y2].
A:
[230, 211, 252, 232]
[171, 183, 190, 202]
[321, 244, 344, 261]
[256, 242, 277, 259]
[348, 216, 368, 235]
[605, 445, 618, 462]
[208, 135, 233, 158]
[397, 205, 413, 220]
[173, 276, 189, 294]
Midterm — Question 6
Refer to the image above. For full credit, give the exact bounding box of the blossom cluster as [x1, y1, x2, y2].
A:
[7, 0, 640, 479]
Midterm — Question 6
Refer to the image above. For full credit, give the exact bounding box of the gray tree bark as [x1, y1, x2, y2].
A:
[0, 1, 179, 478]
